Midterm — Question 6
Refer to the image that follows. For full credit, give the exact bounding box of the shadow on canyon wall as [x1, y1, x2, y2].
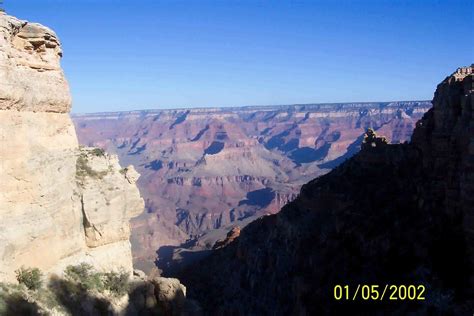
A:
[156, 245, 212, 278]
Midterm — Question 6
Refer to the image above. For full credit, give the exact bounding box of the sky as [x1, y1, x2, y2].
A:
[3, 0, 473, 113]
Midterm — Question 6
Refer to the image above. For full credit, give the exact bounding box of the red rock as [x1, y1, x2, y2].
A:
[212, 226, 241, 250]
[73, 101, 430, 272]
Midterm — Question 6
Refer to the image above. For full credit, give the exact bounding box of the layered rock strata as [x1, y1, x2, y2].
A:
[0, 13, 143, 282]
[0, 13, 70, 112]
[74, 100, 431, 272]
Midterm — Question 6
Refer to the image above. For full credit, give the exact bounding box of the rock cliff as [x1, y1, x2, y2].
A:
[0, 12, 143, 282]
[182, 66, 474, 314]
[73, 101, 430, 273]
[0, 13, 70, 112]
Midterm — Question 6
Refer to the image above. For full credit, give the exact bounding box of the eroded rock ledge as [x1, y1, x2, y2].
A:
[0, 12, 71, 112]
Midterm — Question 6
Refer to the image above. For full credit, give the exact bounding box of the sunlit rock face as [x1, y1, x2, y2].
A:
[0, 13, 144, 282]
[73, 100, 430, 272]
[0, 13, 71, 112]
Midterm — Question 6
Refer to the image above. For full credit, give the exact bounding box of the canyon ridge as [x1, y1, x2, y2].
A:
[182, 65, 474, 315]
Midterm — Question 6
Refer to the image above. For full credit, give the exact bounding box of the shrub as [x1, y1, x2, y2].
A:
[0, 290, 41, 315]
[48, 275, 110, 315]
[91, 148, 105, 157]
[76, 153, 108, 180]
[64, 263, 103, 291]
[103, 270, 129, 297]
[15, 267, 43, 291]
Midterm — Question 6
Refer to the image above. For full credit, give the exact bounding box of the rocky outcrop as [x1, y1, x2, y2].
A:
[182, 66, 474, 315]
[0, 13, 71, 112]
[412, 65, 474, 289]
[125, 274, 199, 315]
[0, 13, 143, 282]
[73, 148, 143, 273]
[73, 100, 430, 272]
[212, 227, 240, 250]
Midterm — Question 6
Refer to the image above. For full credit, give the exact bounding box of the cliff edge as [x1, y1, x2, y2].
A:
[183, 66, 474, 315]
[0, 12, 143, 282]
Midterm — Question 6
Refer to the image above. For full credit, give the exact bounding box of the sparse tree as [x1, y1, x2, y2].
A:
[103, 270, 129, 296]
[15, 267, 43, 291]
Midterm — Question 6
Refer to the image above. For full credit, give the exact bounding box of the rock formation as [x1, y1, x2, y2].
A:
[0, 12, 143, 282]
[0, 12, 199, 315]
[181, 66, 474, 315]
[212, 226, 241, 250]
[73, 100, 430, 273]
[0, 13, 70, 112]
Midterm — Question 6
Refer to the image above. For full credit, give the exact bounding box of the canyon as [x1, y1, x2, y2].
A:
[74, 101, 431, 273]
[2, 7, 467, 316]
[182, 66, 474, 314]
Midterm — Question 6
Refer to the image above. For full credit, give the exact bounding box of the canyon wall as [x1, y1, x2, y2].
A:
[74, 100, 431, 272]
[182, 66, 474, 314]
[0, 13, 143, 282]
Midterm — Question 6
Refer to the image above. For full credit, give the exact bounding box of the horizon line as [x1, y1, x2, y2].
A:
[71, 99, 432, 116]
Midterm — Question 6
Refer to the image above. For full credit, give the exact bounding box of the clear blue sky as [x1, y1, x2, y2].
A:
[4, 0, 473, 113]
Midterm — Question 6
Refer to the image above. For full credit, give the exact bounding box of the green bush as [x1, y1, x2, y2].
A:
[76, 153, 108, 180]
[0, 266, 132, 314]
[103, 270, 129, 297]
[0, 290, 41, 315]
[91, 148, 105, 157]
[64, 263, 103, 291]
[15, 267, 43, 291]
